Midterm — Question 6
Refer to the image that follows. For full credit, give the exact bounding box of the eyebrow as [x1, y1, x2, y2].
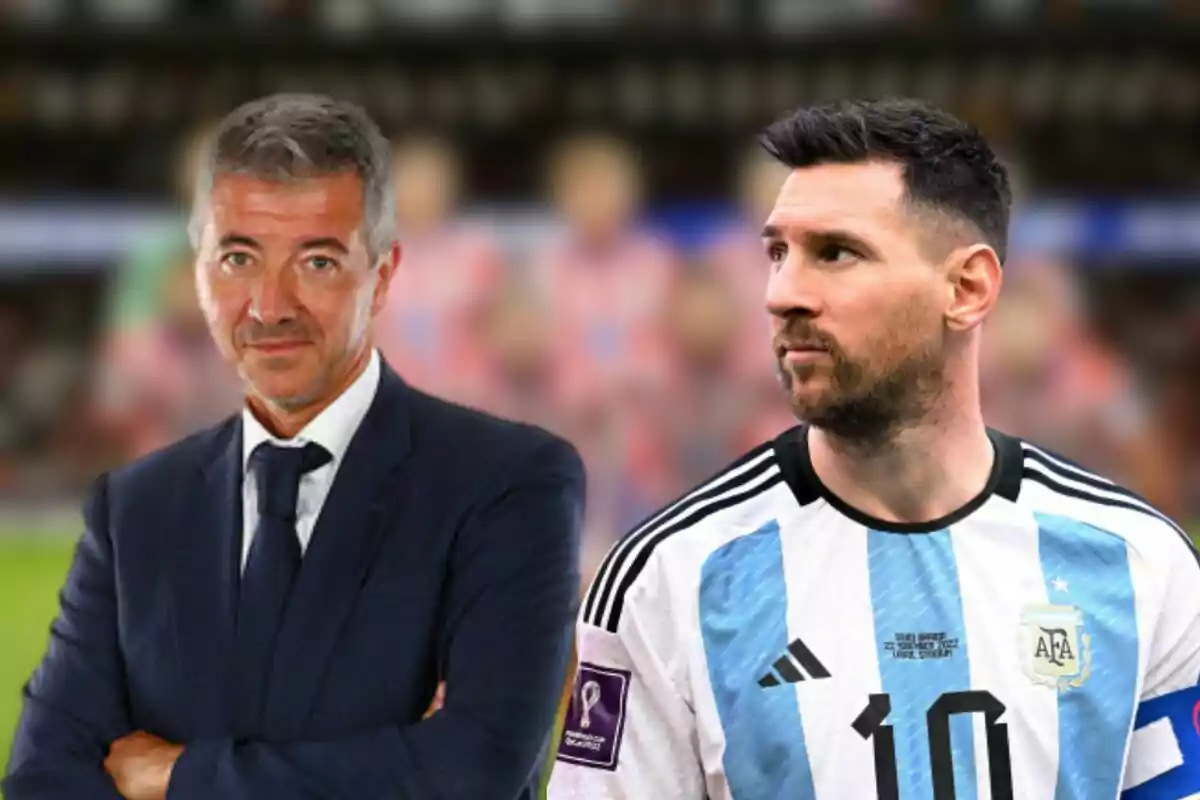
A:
[298, 237, 350, 254]
[763, 226, 878, 263]
[216, 234, 351, 254]
[218, 234, 262, 250]
[762, 225, 873, 251]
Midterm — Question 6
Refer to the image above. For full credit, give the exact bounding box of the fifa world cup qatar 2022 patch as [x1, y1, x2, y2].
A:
[556, 662, 632, 770]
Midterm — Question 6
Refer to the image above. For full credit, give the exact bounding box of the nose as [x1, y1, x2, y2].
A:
[765, 254, 823, 320]
[248, 265, 297, 324]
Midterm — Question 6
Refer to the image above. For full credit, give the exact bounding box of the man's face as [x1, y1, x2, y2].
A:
[194, 172, 395, 411]
[478, 290, 551, 384]
[664, 275, 739, 370]
[392, 139, 460, 233]
[553, 144, 640, 242]
[762, 161, 951, 442]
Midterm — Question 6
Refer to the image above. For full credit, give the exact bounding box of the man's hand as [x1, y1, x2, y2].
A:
[423, 681, 446, 719]
[104, 731, 183, 800]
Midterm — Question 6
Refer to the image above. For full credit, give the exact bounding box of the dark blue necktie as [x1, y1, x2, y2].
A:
[234, 441, 331, 735]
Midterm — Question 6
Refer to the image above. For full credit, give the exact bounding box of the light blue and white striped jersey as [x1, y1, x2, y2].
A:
[549, 425, 1200, 800]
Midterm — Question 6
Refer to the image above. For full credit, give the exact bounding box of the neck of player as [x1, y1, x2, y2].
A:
[808, 399, 995, 526]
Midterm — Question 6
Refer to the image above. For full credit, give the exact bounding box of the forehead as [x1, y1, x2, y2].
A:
[555, 142, 636, 184]
[765, 160, 906, 236]
[208, 172, 365, 233]
[393, 139, 457, 172]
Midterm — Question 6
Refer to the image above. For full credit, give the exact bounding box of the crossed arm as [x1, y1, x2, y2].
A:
[3, 440, 584, 800]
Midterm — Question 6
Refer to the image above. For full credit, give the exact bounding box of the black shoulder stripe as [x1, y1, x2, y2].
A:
[1023, 446, 1153, 507]
[581, 442, 776, 624]
[1021, 446, 1190, 541]
[601, 470, 784, 634]
[582, 444, 777, 627]
[584, 452, 777, 628]
[1022, 468, 1200, 570]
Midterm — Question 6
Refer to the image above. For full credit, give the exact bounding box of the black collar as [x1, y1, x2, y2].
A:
[774, 424, 1024, 533]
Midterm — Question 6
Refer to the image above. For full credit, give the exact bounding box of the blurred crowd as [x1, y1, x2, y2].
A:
[0, 124, 1188, 588]
[1, 0, 1191, 30]
[77, 132, 803, 582]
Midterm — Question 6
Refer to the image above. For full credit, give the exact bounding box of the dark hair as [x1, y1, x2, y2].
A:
[760, 98, 1012, 264]
[190, 93, 394, 258]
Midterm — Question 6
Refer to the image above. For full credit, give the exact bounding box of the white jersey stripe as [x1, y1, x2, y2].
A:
[595, 463, 783, 631]
[1020, 443, 1111, 486]
[1021, 461, 1195, 561]
[778, 510, 881, 798]
[1023, 460, 1158, 518]
[583, 447, 776, 624]
[605, 473, 787, 635]
[954, 498, 1058, 800]
[1020, 444, 1189, 541]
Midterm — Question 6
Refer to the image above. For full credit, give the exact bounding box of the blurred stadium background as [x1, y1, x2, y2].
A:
[0, 0, 1198, 782]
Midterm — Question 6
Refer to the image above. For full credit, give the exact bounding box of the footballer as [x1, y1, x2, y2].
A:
[548, 99, 1200, 799]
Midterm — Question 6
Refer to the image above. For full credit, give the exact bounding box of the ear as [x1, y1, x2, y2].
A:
[370, 241, 401, 317]
[944, 244, 1003, 333]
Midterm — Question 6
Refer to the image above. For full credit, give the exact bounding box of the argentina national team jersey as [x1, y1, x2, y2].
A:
[548, 426, 1200, 800]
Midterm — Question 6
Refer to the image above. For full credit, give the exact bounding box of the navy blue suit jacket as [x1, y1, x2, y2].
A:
[3, 364, 585, 800]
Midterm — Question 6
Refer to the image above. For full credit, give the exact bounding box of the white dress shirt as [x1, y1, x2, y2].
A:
[240, 349, 381, 571]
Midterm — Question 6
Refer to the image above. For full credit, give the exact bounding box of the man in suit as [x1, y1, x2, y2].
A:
[3, 93, 585, 800]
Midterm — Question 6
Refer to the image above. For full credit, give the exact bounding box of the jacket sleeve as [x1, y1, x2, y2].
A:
[2, 474, 131, 800]
[166, 436, 585, 800]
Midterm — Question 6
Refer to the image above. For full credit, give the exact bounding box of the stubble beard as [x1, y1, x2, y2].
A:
[775, 331, 946, 450]
[241, 356, 331, 413]
[238, 284, 376, 414]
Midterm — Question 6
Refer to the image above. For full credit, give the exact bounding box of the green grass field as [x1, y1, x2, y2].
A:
[0, 524, 78, 773]
[1, 518, 1196, 790]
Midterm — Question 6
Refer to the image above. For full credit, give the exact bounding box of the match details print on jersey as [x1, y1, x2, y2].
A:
[548, 426, 1200, 800]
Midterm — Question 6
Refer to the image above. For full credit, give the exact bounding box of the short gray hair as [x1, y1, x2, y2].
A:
[189, 93, 395, 260]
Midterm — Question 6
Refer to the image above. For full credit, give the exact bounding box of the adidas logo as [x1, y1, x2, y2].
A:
[758, 638, 831, 687]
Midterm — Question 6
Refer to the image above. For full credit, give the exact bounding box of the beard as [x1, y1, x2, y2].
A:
[774, 317, 946, 447]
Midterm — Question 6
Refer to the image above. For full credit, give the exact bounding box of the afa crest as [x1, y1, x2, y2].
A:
[1019, 604, 1092, 692]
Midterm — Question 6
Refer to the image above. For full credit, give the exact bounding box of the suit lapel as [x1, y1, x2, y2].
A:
[171, 418, 243, 735]
[263, 366, 414, 736]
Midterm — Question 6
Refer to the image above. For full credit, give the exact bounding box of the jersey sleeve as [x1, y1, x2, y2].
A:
[1121, 530, 1200, 797]
[546, 575, 704, 799]
[1142, 531, 1200, 699]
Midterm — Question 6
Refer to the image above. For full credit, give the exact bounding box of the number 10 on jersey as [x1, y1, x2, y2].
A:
[852, 690, 1014, 800]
